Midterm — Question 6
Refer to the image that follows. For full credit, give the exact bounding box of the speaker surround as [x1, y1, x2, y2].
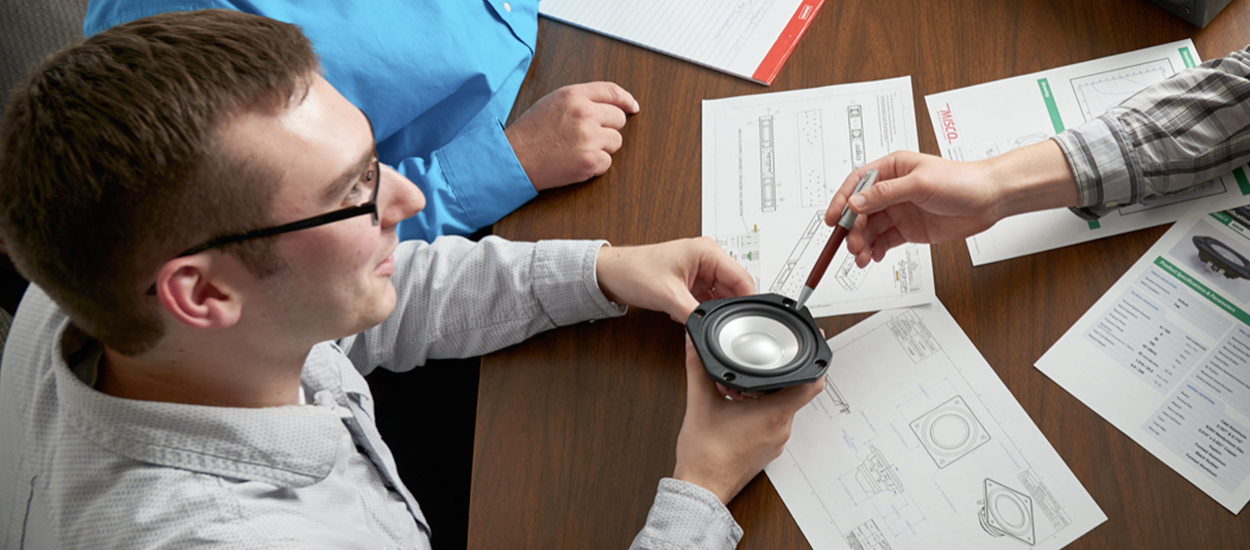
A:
[687, 293, 831, 392]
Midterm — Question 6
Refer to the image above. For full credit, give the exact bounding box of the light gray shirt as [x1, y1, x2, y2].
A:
[0, 236, 742, 549]
[1055, 45, 1250, 220]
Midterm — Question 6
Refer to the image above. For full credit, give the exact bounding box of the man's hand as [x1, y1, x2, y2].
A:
[595, 237, 754, 323]
[673, 337, 824, 504]
[505, 82, 640, 191]
[825, 141, 1079, 267]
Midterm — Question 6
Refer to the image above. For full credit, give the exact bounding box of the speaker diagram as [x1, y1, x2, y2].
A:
[854, 445, 905, 495]
[848, 105, 866, 169]
[845, 519, 892, 550]
[824, 377, 851, 415]
[760, 115, 777, 212]
[978, 478, 1037, 545]
[836, 253, 872, 292]
[910, 396, 990, 468]
[798, 109, 828, 208]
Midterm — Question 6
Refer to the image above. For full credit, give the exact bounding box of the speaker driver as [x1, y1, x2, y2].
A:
[687, 293, 831, 392]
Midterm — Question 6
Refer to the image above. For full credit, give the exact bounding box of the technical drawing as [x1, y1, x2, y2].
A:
[855, 445, 905, 495]
[798, 109, 828, 207]
[716, 232, 762, 290]
[836, 253, 871, 291]
[845, 519, 892, 550]
[848, 105, 866, 169]
[978, 478, 1037, 545]
[910, 396, 990, 468]
[769, 211, 834, 297]
[1070, 59, 1174, 122]
[760, 115, 777, 212]
[823, 377, 850, 415]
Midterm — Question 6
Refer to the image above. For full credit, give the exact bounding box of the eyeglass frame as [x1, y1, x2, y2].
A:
[147, 111, 382, 295]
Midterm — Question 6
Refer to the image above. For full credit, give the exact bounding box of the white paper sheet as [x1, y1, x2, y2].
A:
[1037, 208, 1250, 513]
[923, 40, 1250, 266]
[765, 301, 1110, 550]
[767, 301, 1106, 550]
[702, 77, 935, 318]
[539, 0, 824, 84]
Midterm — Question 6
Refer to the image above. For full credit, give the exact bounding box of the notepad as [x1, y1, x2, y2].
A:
[539, 0, 824, 85]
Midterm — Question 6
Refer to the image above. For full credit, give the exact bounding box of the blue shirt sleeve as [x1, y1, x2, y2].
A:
[395, 120, 537, 241]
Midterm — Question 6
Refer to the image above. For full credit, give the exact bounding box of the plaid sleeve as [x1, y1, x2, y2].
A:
[1054, 45, 1250, 220]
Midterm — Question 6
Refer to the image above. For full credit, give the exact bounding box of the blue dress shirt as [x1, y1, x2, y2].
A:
[84, 0, 540, 241]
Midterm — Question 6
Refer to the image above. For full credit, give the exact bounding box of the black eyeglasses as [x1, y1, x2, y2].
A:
[174, 153, 380, 258]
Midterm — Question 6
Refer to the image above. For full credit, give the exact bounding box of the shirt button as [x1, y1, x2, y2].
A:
[1104, 200, 1119, 208]
[503, 2, 512, 12]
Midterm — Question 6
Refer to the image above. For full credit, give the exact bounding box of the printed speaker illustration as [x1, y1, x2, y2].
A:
[978, 478, 1036, 546]
[910, 396, 990, 468]
[1193, 235, 1250, 279]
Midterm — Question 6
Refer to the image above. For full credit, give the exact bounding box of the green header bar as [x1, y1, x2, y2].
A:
[1038, 78, 1064, 134]
[1212, 211, 1234, 226]
[1180, 47, 1197, 68]
[1088, 220, 1101, 230]
[1235, 167, 1250, 195]
[1154, 256, 1250, 326]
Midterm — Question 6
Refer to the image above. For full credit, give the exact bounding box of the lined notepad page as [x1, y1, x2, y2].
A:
[539, 0, 824, 85]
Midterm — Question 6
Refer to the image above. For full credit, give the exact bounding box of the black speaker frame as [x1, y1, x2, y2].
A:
[686, 293, 831, 392]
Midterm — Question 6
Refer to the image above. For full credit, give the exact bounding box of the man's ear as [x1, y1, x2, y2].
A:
[152, 256, 245, 330]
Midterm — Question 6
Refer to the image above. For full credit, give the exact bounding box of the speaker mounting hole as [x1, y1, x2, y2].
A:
[722, 372, 736, 381]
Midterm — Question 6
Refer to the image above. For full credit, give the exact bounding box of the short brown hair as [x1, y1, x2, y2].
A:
[0, 10, 319, 355]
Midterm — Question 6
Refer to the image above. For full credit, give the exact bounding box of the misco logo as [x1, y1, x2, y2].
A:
[938, 103, 958, 143]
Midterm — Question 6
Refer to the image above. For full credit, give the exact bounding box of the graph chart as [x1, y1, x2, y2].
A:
[1070, 59, 1175, 121]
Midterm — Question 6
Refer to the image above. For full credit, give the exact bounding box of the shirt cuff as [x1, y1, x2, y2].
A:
[435, 119, 538, 230]
[629, 478, 743, 550]
[532, 240, 627, 326]
[1053, 119, 1139, 221]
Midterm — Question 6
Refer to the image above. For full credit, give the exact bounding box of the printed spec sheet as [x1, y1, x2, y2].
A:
[766, 301, 1106, 550]
[702, 77, 934, 317]
[924, 39, 1250, 266]
[1037, 209, 1250, 512]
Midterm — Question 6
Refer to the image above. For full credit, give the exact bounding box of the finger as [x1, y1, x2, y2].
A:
[580, 81, 640, 113]
[588, 150, 612, 179]
[861, 211, 896, 244]
[592, 102, 629, 130]
[705, 258, 756, 299]
[685, 336, 722, 403]
[827, 165, 877, 226]
[847, 170, 933, 217]
[596, 127, 624, 154]
[768, 374, 825, 412]
[870, 228, 908, 261]
[672, 290, 702, 323]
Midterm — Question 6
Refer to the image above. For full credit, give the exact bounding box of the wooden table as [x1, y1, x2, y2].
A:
[469, 1, 1250, 547]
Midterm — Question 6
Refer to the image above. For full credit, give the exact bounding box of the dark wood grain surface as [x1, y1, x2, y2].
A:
[469, 1, 1250, 548]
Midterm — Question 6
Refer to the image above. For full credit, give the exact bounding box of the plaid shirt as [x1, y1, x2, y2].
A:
[1054, 45, 1250, 220]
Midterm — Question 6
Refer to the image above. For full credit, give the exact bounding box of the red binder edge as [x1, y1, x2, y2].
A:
[751, 0, 826, 85]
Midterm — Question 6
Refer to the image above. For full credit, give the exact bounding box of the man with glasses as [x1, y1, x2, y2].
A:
[0, 11, 821, 549]
[84, 0, 641, 243]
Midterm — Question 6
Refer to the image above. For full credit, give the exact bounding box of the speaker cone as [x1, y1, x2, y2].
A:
[686, 293, 831, 392]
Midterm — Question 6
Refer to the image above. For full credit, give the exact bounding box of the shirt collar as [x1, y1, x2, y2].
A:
[52, 316, 351, 489]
